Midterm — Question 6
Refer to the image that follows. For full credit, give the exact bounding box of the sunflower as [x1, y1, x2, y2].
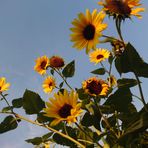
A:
[98, 0, 145, 19]
[82, 77, 109, 96]
[34, 55, 49, 75]
[89, 48, 110, 64]
[70, 9, 107, 53]
[42, 76, 56, 94]
[44, 90, 83, 126]
[49, 56, 65, 69]
[0, 77, 10, 93]
[107, 75, 117, 87]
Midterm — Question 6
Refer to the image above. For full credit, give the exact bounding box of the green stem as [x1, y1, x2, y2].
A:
[75, 123, 103, 148]
[52, 68, 73, 90]
[0, 93, 17, 119]
[134, 73, 148, 112]
[93, 98, 119, 139]
[0, 111, 85, 148]
[115, 18, 125, 48]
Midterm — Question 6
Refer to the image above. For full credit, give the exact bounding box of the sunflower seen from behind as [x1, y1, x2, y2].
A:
[34, 55, 49, 75]
[42, 76, 56, 94]
[70, 9, 107, 53]
[44, 89, 83, 126]
[82, 77, 109, 96]
[98, 0, 145, 19]
[0, 77, 10, 93]
[89, 48, 110, 64]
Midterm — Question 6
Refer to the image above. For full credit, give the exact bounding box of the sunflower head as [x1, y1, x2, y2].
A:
[82, 77, 109, 96]
[98, 0, 145, 19]
[0, 77, 10, 93]
[49, 56, 65, 69]
[34, 55, 49, 75]
[70, 9, 107, 53]
[89, 48, 110, 64]
[42, 76, 56, 94]
[44, 90, 83, 126]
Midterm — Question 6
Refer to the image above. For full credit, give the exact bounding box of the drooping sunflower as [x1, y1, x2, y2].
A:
[49, 56, 65, 69]
[82, 77, 109, 96]
[44, 90, 83, 126]
[89, 48, 110, 64]
[0, 77, 10, 93]
[98, 0, 145, 19]
[70, 9, 107, 53]
[42, 76, 56, 94]
[34, 55, 49, 75]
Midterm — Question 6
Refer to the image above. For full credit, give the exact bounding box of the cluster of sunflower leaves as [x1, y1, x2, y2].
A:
[0, 1, 148, 148]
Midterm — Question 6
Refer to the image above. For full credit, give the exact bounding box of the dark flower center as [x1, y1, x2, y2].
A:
[97, 54, 104, 60]
[40, 61, 47, 69]
[83, 24, 95, 40]
[58, 104, 73, 118]
[108, 0, 131, 15]
[87, 80, 102, 95]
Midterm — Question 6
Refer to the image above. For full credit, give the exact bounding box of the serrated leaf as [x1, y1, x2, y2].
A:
[117, 78, 138, 88]
[0, 115, 18, 134]
[104, 88, 132, 112]
[22, 89, 45, 115]
[115, 43, 148, 77]
[91, 68, 105, 75]
[12, 98, 23, 108]
[62, 60, 75, 77]
[42, 132, 53, 141]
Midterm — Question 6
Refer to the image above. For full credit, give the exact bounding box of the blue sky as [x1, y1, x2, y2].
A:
[0, 0, 147, 148]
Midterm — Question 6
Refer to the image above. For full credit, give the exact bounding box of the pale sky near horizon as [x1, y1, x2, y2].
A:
[0, 0, 148, 148]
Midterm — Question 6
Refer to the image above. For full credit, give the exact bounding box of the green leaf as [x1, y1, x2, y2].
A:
[104, 88, 132, 112]
[53, 127, 77, 147]
[26, 132, 53, 145]
[117, 78, 138, 88]
[62, 60, 75, 77]
[22, 89, 45, 115]
[42, 132, 53, 141]
[59, 81, 64, 88]
[50, 69, 54, 75]
[77, 88, 89, 100]
[36, 112, 53, 123]
[12, 98, 23, 108]
[81, 112, 93, 127]
[26, 137, 42, 145]
[2, 106, 12, 112]
[91, 68, 105, 75]
[115, 43, 148, 77]
[0, 115, 18, 134]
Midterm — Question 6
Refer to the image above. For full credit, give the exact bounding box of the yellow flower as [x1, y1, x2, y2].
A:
[44, 90, 83, 126]
[107, 75, 117, 87]
[70, 9, 107, 53]
[42, 76, 56, 94]
[82, 77, 109, 96]
[0, 77, 10, 93]
[98, 0, 145, 19]
[89, 48, 110, 64]
[34, 55, 49, 75]
[49, 56, 65, 69]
